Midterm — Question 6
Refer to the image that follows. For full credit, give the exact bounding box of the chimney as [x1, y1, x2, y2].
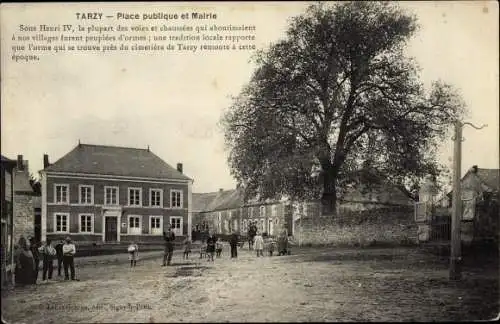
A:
[43, 154, 50, 169]
[176, 163, 183, 174]
[17, 155, 24, 170]
[472, 165, 478, 173]
[219, 188, 223, 193]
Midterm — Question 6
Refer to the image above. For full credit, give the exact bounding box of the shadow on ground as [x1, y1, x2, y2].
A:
[166, 265, 210, 278]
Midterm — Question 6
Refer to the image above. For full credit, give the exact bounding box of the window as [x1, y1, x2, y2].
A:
[79, 185, 94, 205]
[79, 214, 94, 233]
[243, 220, 248, 232]
[233, 219, 238, 231]
[170, 190, 183, 208]
[260, 219, 265, 233]
[104, 186, 119, 206]
[217, 212, 222, 233]
[54, 213, 69, 233]
[249, 207, 254, 218]
[260, 205, 266, 217]
[224, 219, 229, 232]
[170, 216, 183, 236]
[268, 219, 274, 235]
[149, 216, 163, 235]
[128, 188, 142, 206]
[272, 205, 277, 217]
[54, 184, 69, 204]
[128, 216, 142, 235]
[150, 189, 163, 207]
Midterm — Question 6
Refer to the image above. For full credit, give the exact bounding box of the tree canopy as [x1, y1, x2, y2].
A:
[221, 2, 465, 214]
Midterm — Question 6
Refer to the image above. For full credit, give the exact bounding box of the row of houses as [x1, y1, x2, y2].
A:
[2, 142, 497, 286]
[192, 179, 417, 238]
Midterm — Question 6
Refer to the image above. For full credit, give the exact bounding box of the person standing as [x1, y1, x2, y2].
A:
[127, 241, 139, 268]
[254, 232, 264, 257]
[206, 233, 216, 262]
[14, 237, 35, 286]
[40, 239, 56, 282]
[162, 228, 175, 266]
[29, 237, 40, 284]
[55, 237, 64, 277]
[183, 237, 192, 260]
[229, 232, 239, 258]
[62, 237, 76, 280]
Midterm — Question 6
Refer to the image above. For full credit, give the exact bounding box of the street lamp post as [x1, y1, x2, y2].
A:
[449, 120, 487, 281]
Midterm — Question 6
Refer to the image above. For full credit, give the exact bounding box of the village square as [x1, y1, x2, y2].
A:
[1, 2, 498, 323]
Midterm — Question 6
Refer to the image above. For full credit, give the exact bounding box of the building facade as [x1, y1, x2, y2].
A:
[1, 155, 16, 287]
[193, 179, 415, 239]
[40, 144, 193, 244]
[193, 188, 292, 237]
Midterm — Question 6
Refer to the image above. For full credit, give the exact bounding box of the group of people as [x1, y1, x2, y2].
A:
[14, 236, 77, 286]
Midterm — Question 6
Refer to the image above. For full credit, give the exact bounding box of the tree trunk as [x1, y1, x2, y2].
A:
[321, 164, 338, 216]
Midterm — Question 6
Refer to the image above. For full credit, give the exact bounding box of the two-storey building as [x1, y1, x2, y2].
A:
[40, 143, 193, 244]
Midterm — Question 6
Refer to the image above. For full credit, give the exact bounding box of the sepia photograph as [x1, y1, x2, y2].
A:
[1, 1, 499, 322]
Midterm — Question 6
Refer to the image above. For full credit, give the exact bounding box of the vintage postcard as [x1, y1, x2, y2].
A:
[1, 1, 498, 323]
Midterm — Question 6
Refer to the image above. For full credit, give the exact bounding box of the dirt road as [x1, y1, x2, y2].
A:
[2, 246, 497, 323]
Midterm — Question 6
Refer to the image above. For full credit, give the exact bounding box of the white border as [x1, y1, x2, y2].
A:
[170, 189, 183, 209]
[128, 214, 142, 235]
[128, 187, 143, 207]
[54, 184, 69, 204]
[46, 172, 191, 183]
[104, 186, 119, 206]
[78, 185, 94, 205]
[148, 215, 163, 235]
[169, 216, 183, 236]
[78, 213, 94, 233]
[102, 209, 121, 242]
[53, 212, 70, 233]
[149, 188, 163, 208]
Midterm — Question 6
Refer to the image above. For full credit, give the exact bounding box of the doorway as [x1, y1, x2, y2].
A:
[105, 217, 118, 242]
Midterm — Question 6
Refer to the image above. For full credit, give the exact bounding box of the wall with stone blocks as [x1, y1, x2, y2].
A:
[294, 206, 418, 247]
[13, 194, 35, 244]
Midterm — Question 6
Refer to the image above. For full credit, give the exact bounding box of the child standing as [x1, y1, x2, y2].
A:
[128, 241, 139, 267]
[183, 238, 192, 260]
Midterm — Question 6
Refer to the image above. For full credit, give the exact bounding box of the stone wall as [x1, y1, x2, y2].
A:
[294, 206, 417, 247]
[13, 194, 35, 244]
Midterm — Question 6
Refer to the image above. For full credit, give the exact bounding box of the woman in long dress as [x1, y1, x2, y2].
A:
[15, 237, 35, 286]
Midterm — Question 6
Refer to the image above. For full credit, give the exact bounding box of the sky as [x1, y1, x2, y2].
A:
[1, 1, 498, 194]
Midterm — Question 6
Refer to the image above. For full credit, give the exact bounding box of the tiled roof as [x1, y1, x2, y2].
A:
[193, 189, 245, 212]
[476, 168, 499, 191]
[43, 144, 191, 180]
[192, 192, 220, 211]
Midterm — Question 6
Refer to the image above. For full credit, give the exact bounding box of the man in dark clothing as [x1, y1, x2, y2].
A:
[248, 223, 257, 250]
[55, 238, 64, 277]
[28, 237, 40, 284]
[162, 228, 175, 266]
[229, 232, 239, 258]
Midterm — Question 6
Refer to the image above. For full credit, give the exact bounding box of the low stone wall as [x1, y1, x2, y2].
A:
[294, 206, 418, 247]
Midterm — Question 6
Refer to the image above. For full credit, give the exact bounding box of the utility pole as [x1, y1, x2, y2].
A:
[449, 121, 487, 281]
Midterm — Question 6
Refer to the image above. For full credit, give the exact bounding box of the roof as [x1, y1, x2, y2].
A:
[43, 144, 191, 181]
[476, 168, 499, 191]
[1, 155, 17, 166]
[193, 189, 245, 212]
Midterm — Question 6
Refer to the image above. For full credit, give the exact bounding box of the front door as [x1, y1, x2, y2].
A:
[105, 217, 118, 242]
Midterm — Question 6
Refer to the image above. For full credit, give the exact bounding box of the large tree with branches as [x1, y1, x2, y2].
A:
[221, 2, 465, 215]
